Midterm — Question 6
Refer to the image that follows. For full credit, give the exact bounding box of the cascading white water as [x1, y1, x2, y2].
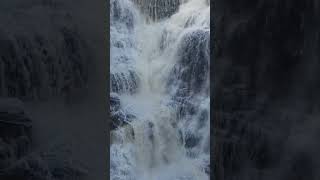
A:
[110, 0, 210, 179]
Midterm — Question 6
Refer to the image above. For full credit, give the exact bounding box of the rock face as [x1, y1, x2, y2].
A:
[110, 0, 140, 131]
[168, 29, 210, 98]
[132, 0, 180, 21]
[110, 0, 140, 96]
[213, 0, 320, 180]
[110, 93, 135, 130]
[0, 1, 92, 179]
[0, 98, 87, 180]
[0, 3, 89, 101]
[111, 0, 137, 29]
[0, 98, 32, 171]
[111, 71, 139, 94]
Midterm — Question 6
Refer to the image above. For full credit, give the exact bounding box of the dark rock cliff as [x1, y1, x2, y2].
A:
[0, 98, 87, 180]
[213, 0, 320, 179]
[0, 3, 89, 102]
[0, 1, 104, 179]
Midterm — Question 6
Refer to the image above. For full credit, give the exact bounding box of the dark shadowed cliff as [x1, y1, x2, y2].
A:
[213, 0, 320, 179]
[0, 0, 108, 179]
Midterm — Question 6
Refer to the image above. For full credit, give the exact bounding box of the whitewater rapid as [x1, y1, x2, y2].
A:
[110, 0, 210, 179]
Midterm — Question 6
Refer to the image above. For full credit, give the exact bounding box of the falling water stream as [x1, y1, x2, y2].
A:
[110, 0, 210, 179]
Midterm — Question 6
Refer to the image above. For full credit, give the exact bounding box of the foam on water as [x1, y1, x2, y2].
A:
[110, 0, 210, 179]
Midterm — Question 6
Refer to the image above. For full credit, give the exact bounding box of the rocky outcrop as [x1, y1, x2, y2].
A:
[111, 71, 139, 94]
[165, 24, 210, 162]
[111, 0, 137, 29]
[110, 93, 135, 130]
[110, 0, 140, 95]
[110, 0, 139, 130]
[132, 0, 180, 21]
[213, 0, 320, 179]
[168, 29, 210, 98]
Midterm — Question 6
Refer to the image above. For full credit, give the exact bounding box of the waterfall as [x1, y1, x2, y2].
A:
[110, 0, 210, 179]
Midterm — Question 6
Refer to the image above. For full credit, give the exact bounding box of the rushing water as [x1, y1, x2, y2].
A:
[110, 0, 210, 179]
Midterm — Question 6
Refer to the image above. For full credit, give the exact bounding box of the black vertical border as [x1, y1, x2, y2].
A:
[211, 0, 216, 179]
[106, 0, 110, 178]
